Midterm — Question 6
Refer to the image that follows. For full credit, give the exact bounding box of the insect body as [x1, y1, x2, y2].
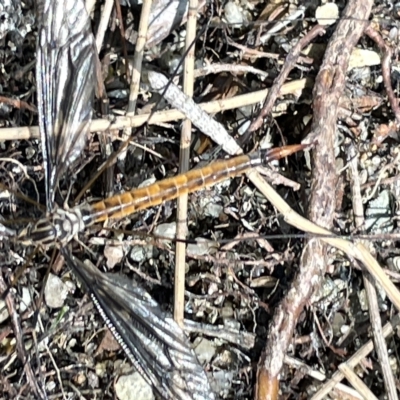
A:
[7, 0, 306, 398]
[18, 145, 304, 246]
[12, 1, 217, 399]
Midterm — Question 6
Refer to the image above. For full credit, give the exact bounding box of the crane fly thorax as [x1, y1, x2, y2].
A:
[18, 208, 85, 246]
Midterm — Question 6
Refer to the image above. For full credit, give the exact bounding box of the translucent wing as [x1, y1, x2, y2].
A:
[62, 249, 215, 400]
[36, 0, 96, 209]
[36, 2, 215, 398]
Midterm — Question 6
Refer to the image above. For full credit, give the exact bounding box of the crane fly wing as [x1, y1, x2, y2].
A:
[36, 2, 215, 398]
[61, 249, 215, 400]
[36, 0, 96, 209]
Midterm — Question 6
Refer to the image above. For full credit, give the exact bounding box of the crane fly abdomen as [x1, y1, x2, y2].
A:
[84, 153, 258, 224]
[18, 145, 306, 246]
[82, 144, 306, 225]
[18, 146, 306, 244]
[84, 154, 254, 224]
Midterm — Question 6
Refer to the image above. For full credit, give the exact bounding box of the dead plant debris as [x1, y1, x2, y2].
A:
[1, 0, 400, 399]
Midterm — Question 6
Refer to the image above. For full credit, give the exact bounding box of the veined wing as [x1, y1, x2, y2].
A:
[36, 0, 96, 209]
[62, 249, 215, 400]
[34, 3, 215, 398]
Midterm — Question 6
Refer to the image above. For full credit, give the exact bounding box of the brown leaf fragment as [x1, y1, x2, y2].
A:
[96, 329, 121, 354]
[371, 121, 399, 146]
[339, 92, 383, 114]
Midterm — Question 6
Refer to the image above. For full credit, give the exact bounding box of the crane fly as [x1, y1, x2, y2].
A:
[18, 145, 305, 247]
[2, 0, 307, 399]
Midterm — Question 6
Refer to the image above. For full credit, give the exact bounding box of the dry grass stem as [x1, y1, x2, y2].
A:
[174, 0, 198, 326]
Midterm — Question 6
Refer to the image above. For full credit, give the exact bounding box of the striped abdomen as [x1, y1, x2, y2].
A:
[81, 144, 305, 226]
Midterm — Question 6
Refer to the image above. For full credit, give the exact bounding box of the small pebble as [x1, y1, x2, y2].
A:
[154, 222, 176, 242]
[358, 289, 369, 311]
[19, 286, 32, 312]
[187, 238, 218, 257]
[115, 372, 154, 400]
[130, 245, 154, 263]
[224, 1, 245, 25]
[44, 274, 69, 309]
[194, 337, 216, 365]
[95, 362, 108, 379]
[315, 3, 339, 26]
[365, 190, 394, 233]
[104, 244, 124, 269]
[25, 146, 35, 160]
[348, 49, 380, 70]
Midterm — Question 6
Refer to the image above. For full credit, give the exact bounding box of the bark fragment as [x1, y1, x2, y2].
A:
[255, 1, 374, 399]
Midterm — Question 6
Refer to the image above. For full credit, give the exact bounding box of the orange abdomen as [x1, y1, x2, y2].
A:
[81, 145, 305, 225]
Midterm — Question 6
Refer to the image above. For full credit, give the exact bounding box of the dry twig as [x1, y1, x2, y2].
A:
[256, 2, 373, 399]
[0, 79, 311, 140]
[348, 144, 398, 400]
[95, 0, 113, 52]
[246, 24, 325, 136]
[174, 0, 198, 326]
[365, 24, 400, 125]
[311, 314, 400, 399]
[127, 0, 152, 113]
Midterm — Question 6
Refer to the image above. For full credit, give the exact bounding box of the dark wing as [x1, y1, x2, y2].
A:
[61, 249, 215, 400]
[36, 0, 96, 209]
